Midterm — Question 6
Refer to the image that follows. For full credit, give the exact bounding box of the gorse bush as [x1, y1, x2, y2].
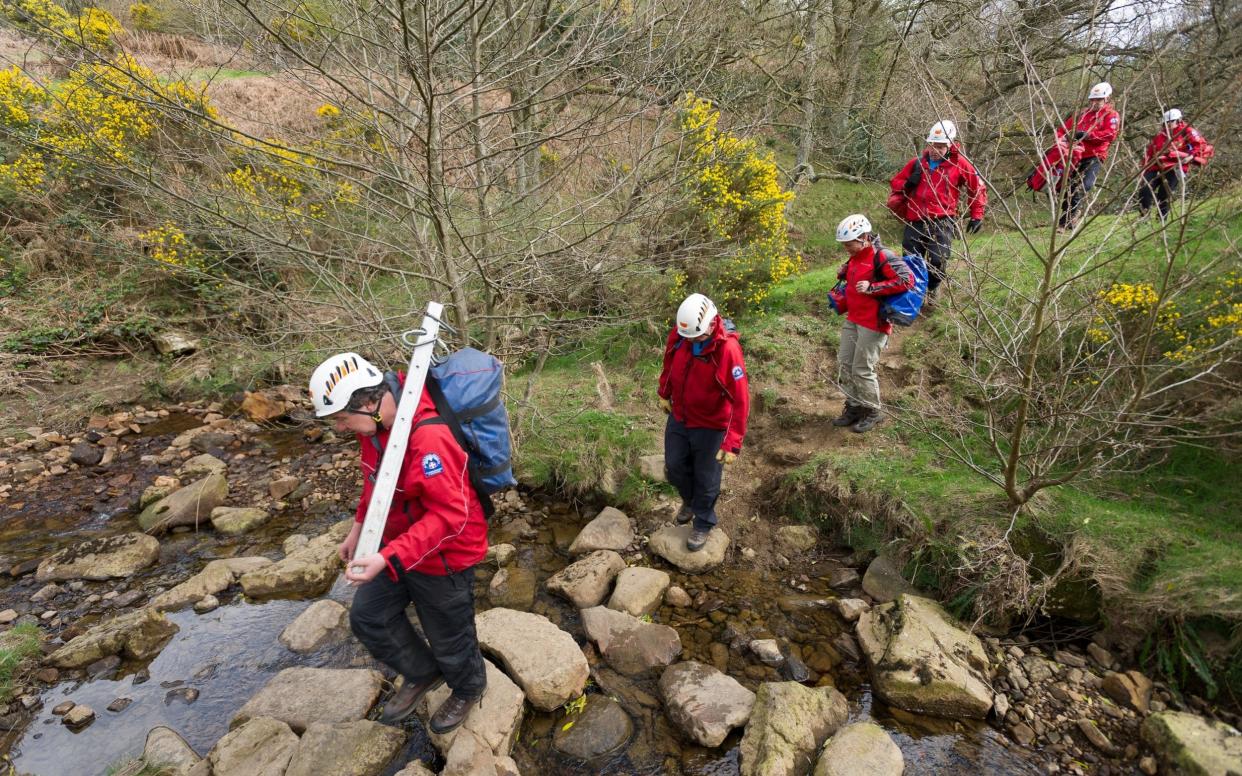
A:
[0, 0, 121, 50]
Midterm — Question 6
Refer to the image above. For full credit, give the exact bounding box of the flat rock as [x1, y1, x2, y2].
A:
[660, 661, 756, 748]
[139, 473, 228, 532]
[739, 682, 848, 776]
[284, 720, 407, 776]
[488, 567, 536, 611]
[46, 608, 178, 668]
[63, 704, 95, 728]
[647, 524, 730, 574]
[861, 555, 916, 603]
[269, 475, 300, 500]
[856, 594, 992, 719]
[418, 659, 525, 757]
[553, 694, 633, 761]
[231, 667, 384, 733]
[279, 599, 349, 653]
[211, 507, 270, 535]
[568, 507, 636, 555]
[240, 521, 350, 598]
[36, 533, 160, 582]
[581, 606, 682, 675]
[153, 331, 201, 356]
[814, 721, 904, 776]
[1141, 710, 1242, 776]
[143, 726, 201, 774]
[775, 525, 818, 554]
[179, 453, 227, 478]
[150, 560, 236, 611]
[545, 550, 626, 608]
[208, 716, 298, 776]
[441, 729, 498, 776]
[607, 567, 671, 617]
[475, 608, 588, 712]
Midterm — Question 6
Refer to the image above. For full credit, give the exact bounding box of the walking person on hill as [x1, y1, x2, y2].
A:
[1055, 81, 1120, 230]
[309, 352, 487, 734]
[1138, 108, 1214, 220]
[657, 293, 750, 552]
[887, 119, 987, 300]
[828, 214, 915, 433]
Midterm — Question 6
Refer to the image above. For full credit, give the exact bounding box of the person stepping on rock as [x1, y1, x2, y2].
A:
[657, 294, 750, 552]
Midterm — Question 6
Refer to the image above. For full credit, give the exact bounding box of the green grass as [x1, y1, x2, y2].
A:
[182, 67, 267, 82]
[0, 623, 42, 702]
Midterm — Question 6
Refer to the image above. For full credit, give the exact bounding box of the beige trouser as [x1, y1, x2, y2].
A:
[837, 321, 888, 411]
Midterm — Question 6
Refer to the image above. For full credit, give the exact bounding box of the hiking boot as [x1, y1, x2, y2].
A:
[380, 674, 444, 724]
[674, 503, 694, 525]
[429, 690, 484, 734]
[686, 527, 711, 552]
[832, 403, 863, 427]
[851, 408, 884, 434]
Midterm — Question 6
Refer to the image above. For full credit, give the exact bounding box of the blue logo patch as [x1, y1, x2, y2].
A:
[422, 453, 443, 478]
[731, 365, 744, 381]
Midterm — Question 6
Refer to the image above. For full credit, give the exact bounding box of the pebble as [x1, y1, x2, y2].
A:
[51, 701, 74, 716]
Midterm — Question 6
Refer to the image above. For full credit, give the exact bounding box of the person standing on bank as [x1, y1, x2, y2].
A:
[830, 214, 914, 433]
[888, 119, 987, 300]
[658, 293, 750, 552]
[1055, 81, 1120, 231]
[1138, 108, 1214, 220]
[309, 352, 488, 734]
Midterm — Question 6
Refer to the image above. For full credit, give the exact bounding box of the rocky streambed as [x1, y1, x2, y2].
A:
[0, 392, 1237, 776]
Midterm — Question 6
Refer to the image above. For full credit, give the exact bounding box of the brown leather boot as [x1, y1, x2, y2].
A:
[429, 690, 484, 734]
[379, 674, 444, 724]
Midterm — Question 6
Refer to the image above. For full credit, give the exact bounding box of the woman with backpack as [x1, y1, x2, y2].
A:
[657, 293, 750, 552]
[309, 352, 487, 734]
[829, 214, 915, 433]
[1138, 108, 1213, 220]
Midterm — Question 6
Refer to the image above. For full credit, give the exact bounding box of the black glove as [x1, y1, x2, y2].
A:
[966, 218, 982, 234]
[1074, 130, 1087, 140]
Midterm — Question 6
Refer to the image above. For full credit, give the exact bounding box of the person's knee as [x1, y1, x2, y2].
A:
[349, 602, 386, 639]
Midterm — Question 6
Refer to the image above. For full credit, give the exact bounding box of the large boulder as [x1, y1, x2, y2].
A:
[150, 560, 236, 612]
[855, 595, 992, 720]
[279, 599, 349, 653]
[208, 716, 298, 776]
[607, 567, 671, 617]
[475, 608, 588, 711]
[239, 521, 349, 598]
[36, 533, 160, 582]
[660, 661, 756, 748]
[580, 605, 682, 675]
[211, 507, 271, 536]
[45, 608, 178, 668]
[647, 524, 729, 574]
[418, 659, 525, 757]
[284, 720, 407, 776]
[739, 682, 848, 776]
[568, 507, 636, 555]
[1141, 711, 1242, 776]
[142, 726, 201, 774]
[545, 550, 626, 608]
[231, 667, 384, 733]
[139, 473, 228, 532]
[553, 694, 633, 762]
[861, 555, 916, 603]
[813, 722, 905, 776]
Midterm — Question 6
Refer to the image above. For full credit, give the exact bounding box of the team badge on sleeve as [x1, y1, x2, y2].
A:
[731, 365, 744, 381]
[422, 453, 443, 478]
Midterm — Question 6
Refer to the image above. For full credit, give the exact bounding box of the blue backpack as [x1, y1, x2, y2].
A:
[825, 249, 928, 326]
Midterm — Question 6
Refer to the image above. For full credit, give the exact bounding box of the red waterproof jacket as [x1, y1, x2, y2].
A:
[658, 325, 750, 453]
[888, 145, 987, 221]
[1056, 105, 1120, 160]
[354, 376, 488, 579]
[1142, 122, 1212, 172]
[838, 245, 915, 336]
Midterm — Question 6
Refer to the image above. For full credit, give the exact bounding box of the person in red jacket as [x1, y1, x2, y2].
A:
[309, 352, 487, 734]
[829, 214, 914, 433]
[1055, 81, 1120, 230]
[657, 293, 749, 551]
[1138, 108, 1213, 220]
[888, 120, 987, 297]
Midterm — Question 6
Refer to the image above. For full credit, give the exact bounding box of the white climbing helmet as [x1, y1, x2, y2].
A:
[835, 213, 872, 243]
[926, 119, 957, 144]
[676, 293, 718, 339]
[309, 352, 384, 417]
[1088, 82, 1113, 100]
[1162, 108, 1183, 123]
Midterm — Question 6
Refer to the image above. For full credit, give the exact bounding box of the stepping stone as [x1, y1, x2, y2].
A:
[475, 608, 588, 712]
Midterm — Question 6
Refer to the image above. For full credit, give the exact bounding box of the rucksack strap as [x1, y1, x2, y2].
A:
[422, 377, 496, 520]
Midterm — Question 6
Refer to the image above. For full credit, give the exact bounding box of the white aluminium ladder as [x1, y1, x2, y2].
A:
[350, 301, 444, 576]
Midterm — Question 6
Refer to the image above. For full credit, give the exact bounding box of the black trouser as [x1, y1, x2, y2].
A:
[663, 415, 725, 532]
[1138, 169, 1181, 219]
[1060, 156, 1102, 227]
[902, 217, 953, 293]
[350, 563, 486, 698]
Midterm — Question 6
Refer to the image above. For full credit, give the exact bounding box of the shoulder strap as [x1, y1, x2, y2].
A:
[421, 377, 495, 520]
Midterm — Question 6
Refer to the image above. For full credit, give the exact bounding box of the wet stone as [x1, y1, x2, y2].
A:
[553, 695, 633, 762]
[106, 697, 132, 713]
[166, 687, 200, 705]
[63, 705, 95, 728]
